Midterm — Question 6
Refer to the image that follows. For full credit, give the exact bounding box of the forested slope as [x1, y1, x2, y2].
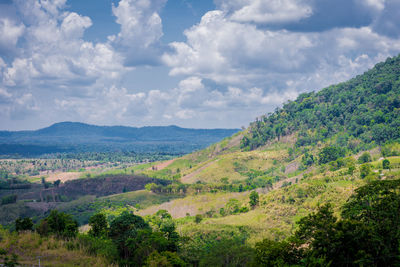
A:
[241, 55, 400, 151]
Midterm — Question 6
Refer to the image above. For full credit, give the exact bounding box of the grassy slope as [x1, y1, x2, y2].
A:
[135, 134, 400, 244]
[0, 228, 111, 266]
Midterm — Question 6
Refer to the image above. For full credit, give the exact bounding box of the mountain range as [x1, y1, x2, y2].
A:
[0, 122, 239, 156]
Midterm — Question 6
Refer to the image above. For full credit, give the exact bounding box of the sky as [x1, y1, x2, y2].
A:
[1, 0, 400, 130]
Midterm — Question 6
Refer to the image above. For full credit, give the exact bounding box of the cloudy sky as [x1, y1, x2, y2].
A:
[0, 0, 400, 130]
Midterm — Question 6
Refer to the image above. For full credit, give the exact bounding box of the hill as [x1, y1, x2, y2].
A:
[0, 122, 239, 156]
[1, 56, 400, 266]
[128, 54, 400, 244]
[241, 55, 400, 151]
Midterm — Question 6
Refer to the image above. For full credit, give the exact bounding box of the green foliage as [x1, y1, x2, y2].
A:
[107, 211, 180, 265]
[318, 146, 345, 164]
[383, 159, 391, 169]
[38, 210, 78, 239]
[108, 211, 150, 260]
[358, 152, 372, 163]
[360, 163, 372, 178]
[15, 217, 33, 232]
[301, 151, 315, 168]
[194, 214, 203, 224]
[88, 213, 108, 238]
[0, 249, 19, 267]
[180, 230, 253, 266]
[225, 198, 240, 215]
[241, 55, 400, 151]
[145, 251, 186, 267]
[76, 234, 119, 262]
[249, 191, 259, 208]
[253, 239, 299, 266]
[255, 180, 400, 266]
[1, 195, 17, 205]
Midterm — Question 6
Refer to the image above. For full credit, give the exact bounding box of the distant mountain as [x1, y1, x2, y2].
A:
[0, 122, 239, 156]
[241, 54, 400, 151]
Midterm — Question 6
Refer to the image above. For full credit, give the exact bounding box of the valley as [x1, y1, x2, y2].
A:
[0, 55, 399, 266]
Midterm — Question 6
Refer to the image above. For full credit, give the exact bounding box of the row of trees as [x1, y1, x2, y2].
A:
[145, 179, 273, 196]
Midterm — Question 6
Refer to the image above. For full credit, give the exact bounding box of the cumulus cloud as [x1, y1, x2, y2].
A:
[215, 0, 312, 24]
[110, 0, 167, 66]
[0, 18, 24, 53]
[163, 6, 400, 105]
[1, 0, 400, 130]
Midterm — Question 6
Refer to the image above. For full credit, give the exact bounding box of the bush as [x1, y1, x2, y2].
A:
[360, 164, 372, 179]
[249, 191, 259, 208]
[15, 218, 33, 232]
[88, 213, 108, 238]
[38, 210, 78, 239]
[194, 214, 203, 224]
[318, 146, 345, 164]
[358, 152, 372, 164]
[382, 159, 391, 169]
[1, 195, 17, 205]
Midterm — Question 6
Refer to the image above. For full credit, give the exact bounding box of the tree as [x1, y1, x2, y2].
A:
[44, 210, 78, 239]
[53, 179, 61, 188]
[359, 163, 371, 178]
[382, 159, 391, 169]
[225, 198, 240, 214]
[318, 146, 345, 164]
[1, 195, 17, 205]
[358, 152, 372, 164]
[253, 239, 299, 266]
[89, 213, 108, 237]
[15, 217, 33, 232]
[109, 211, 150, 260]
[249, 191, 259, 208]
[194, 214, 203, 224]
[145, 251, 186, 267]
[341, 180, 400, 266]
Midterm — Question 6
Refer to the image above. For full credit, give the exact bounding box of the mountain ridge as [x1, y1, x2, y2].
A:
[0, 122, 240, 156]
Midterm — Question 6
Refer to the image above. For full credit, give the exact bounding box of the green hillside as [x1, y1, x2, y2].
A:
[242, 55, 400, 151]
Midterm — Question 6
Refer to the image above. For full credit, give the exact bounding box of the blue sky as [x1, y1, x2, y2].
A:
[0, 0, 400, 130]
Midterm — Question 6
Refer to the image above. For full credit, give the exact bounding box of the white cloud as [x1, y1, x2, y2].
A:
[1, 0, 400, 130]
[163, 10, 400, 93]
[110, 0, 167, 65]
[216, 0, 313, 24]
[362, 0, 386, 11]
[0, 18, 24, 52]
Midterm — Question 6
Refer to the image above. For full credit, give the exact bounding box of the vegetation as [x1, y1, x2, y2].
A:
[253, 180, 400, 266]
[241, 55, 400, 151]
[0, 55, 399, 266]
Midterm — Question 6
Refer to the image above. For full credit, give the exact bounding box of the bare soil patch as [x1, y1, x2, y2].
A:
[45, 172, 82, 182]
[181, 160, 218, 184]
[148, 159, 176, 171]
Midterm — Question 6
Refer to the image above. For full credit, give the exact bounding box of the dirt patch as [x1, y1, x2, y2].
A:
[284, 161, 300, 174]
[45, 172, 82, 182]
[139, 202, 197, 218]
[148, 159, 176, 171]
[139, 192, 247, 218]
[181, 160, 218, 184]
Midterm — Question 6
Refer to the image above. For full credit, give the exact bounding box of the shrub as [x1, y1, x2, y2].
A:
[382, 159, 391, 169]
[358, 152, 372, 164]
[15, 218, 33, 232]
[360, 164, 372, 179]
[194, 214, 203, 224]
[1, 195, 17, 205]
